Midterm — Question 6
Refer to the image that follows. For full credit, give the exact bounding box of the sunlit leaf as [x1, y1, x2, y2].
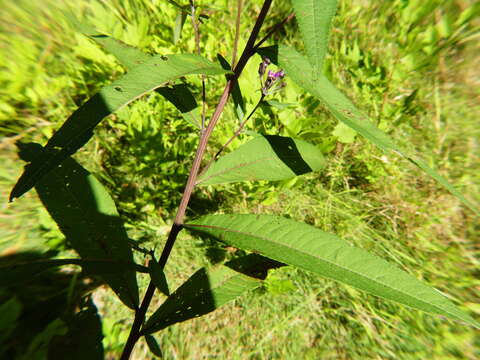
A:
[257, 45, 479, 214]
[291, 0, 338, 75]
[197, 135, 325, 185]
[186, 214, 480, 329]
[10, 55, 229, 201]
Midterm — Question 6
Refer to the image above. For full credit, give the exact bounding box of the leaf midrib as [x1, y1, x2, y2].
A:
[186, 222, 462, 320]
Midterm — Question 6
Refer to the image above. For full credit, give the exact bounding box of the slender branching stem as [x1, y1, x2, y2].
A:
[253, 12, 295, 51]
[119, 1, 273, 359]
[189, 0, 207, 130]
[199, 94, 265, 178]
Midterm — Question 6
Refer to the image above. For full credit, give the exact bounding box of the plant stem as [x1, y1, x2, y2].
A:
[189, 0, 207, 130]
[119, 1, 273, 359]
[198, 94, 265, 179]
[231, 0, 243, 68]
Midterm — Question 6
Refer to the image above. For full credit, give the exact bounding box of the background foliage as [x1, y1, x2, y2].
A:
[1, 0, 479, 358]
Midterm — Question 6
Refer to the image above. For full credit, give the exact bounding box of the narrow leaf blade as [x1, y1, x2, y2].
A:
[197, 135, 325, 185]
[186, 214, 480, 329]
[291, 0, 338, 74]
[143, 261, 262, 334]
[10, 55, 230, 201]
[257, 45, 479, 214]
[145, 335, 163, 358]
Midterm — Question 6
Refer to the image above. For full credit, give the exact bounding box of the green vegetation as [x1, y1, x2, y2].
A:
[1, 0, 479, 359]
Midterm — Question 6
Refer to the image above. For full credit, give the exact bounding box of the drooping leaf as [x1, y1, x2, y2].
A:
[156, 84, 200, 128]
[185, 214, 480, 329]
[197, 135, 325, 185]
[291, 0, 338, 75]
[14, 143, 139, 309]
[257, 45, 479, 214]
[145, 334, 163, 358]
[143, 257, 266, 334]
[217, 53, 245, 121]
[9, 55, 230, 201]
[0, 258, 148, 288]
[48, 300, 104, 360]
[173, 10, 188, 44]
[90, 34, 201, 127]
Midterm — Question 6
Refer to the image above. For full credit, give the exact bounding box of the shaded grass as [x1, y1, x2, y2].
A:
[1, 0, 479, 359]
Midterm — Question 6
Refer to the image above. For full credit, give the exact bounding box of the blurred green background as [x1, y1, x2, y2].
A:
[1, 0, 479, 359]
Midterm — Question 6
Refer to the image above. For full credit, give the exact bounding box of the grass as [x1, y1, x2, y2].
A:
[1, 0, 479, 359]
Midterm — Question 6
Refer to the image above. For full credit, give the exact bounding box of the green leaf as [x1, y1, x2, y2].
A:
[185, 214, 480, 329]
[143, 260, 263, 334]
[0, 258, 148, 288]
[9, 55, 230, 201]
[332, 122, 357, 143]
[156, 84, 200, 128]
[257, 45, 479, 214]
[149, 260, 170, 296]
[197, 135, 325, 185]
[173, 10, 188, 44]
[291, 0, 338, 75]
[89, 34, 151, 70]
[13, 143, 139, 309]
[217, 54, 245, 122]
[145, 334, 163, 358]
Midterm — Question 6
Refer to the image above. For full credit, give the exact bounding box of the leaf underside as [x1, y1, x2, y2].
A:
[143, 254, 280, 334]
[186, 214, 479, 329]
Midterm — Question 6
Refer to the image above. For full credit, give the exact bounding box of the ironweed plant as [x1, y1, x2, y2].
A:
[5, 0, 479, 358]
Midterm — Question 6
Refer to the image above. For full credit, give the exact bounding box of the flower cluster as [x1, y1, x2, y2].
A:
[258, 57, 286, 96]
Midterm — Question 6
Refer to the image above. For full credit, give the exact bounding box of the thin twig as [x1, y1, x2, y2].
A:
[189, 0, 207, 130]
[119, 2, 273, 358]
[199, 94, 265, 178]
[231, 0, 243, 68]
[253, 12, 295, 51]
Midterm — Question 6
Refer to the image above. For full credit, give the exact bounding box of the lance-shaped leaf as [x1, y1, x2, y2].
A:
[197, 135, 325, 185]
[9, 54, 229, 201]
[291, 0, 338, 75]
[217, 53, 245, 122]
[185, 214, 480, 329]
[14, 142, 139, 309]
[89, 34, 201, 127]
[0, 258, 148, 288]
[257, 45, 479, 214]
[142, 255, 276, 334]
[89, 34, 151, 69]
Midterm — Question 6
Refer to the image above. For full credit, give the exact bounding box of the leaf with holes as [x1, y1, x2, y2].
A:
[142, 255, 273, 334]
[15, 143, 139, 309]
[257, 45, 479, 214]
[197, 135, 325, 185]
[185, 214, 480, 329]
[10, 54, 229, 201]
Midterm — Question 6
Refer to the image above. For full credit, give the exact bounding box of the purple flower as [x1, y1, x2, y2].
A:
[257, 57, 286, 96]
[258, 57, 271, 76]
